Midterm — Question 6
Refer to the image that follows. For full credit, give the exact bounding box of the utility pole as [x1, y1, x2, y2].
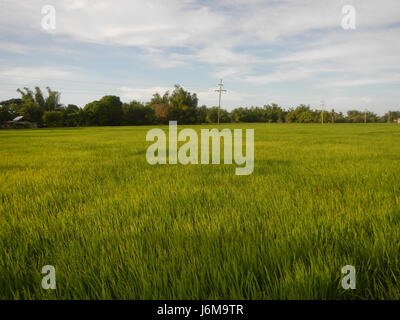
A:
[320, 100, 325, 124]
[364, 110, 367, 124]
[215, 79, 227, 125]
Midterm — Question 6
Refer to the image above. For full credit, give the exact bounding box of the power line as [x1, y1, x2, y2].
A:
[215, 79, 226, 125]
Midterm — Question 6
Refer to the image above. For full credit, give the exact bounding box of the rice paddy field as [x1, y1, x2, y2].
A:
[0, 123, 399, 300]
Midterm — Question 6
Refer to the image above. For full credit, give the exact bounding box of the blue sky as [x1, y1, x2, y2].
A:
[1, 0, 400, 114]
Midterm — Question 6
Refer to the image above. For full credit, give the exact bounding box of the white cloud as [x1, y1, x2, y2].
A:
[119, 86, 173, 102]
[0, 66, 86, 83]
[0, 42, 31, 54]
[196, 88, 250, 108]
[1, 0, 400, 112]
[317, 76, 400, 88]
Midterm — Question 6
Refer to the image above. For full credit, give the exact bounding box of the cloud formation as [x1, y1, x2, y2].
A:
[0, 0, 400, 112]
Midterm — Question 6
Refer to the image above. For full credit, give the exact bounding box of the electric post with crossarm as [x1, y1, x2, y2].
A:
[215, 79, 227, 125]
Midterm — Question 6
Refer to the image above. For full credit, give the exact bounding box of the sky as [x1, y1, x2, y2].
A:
[0, 0, 400, 115]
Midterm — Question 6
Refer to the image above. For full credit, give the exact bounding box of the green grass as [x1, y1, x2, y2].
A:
[0, 123, 400, 299]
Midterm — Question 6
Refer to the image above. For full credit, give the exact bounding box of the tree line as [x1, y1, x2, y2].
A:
[0, 85, 399, 127]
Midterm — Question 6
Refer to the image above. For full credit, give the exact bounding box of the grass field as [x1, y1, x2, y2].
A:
[1, 123, 400, 299]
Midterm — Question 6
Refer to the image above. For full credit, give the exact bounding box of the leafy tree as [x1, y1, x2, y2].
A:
[297, 110, 314, 123]
[329, 109, 346, 123]
[98, 95, 123, 125]
[43, 111, 63, 127]
[0, 98, 22, 108]
[122, 100, 156, 125]
[285, 105, 314, 123]
[366, 111, 378, 123]
[206, 107, 231, 123]
[15, 87, 62, 125]
[315, 110, 330, 123]
[197, 105, 208, 123]
[0, 105, 17, 123]
[147, 92, 170, 124]
[168, 85, 199, 124]
[151, 103, 169, 124]
[18, 101, 42, 123]
[83, 96, 123, 126]
[346, 110, 364, 123]
[231, 107, 245, 122]
[148, 92, 169, 105]
[17, 87, 35, 104]
[77, 108, 88, 126]
[83, 101, 101, 126]
[383, 111, 400, 123]
[17, 87, 61, 111]
[250, 107, 266, 122]
[264, 104, 286, 123]
[62, 104, 81, 127]
[44, 87, 62, 111]
[285, 108, 296, 123]
[231, 105, 285, 123]
[34, 87, 46, 109]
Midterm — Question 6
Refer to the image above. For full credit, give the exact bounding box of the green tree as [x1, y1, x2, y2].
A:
[297, 110, 314, 123]
[206, 107, 231, 123]
[0, 105, 17, 123]
[197, 105, 208, 123]
[43, 111, 63, 127]
[285, 105, 314, 123]
[83, 96, 123, 126]
[44, 87, 62, 111]
[17, 87, 61, 111]
[264, 104, 286, 123]
[122, 100, 156, 125]
[16, 87, 62, 125]
[98, 95, 123, 125]
[83, 101, 101, 126]
[147, 92, 170, 124]
[346, 110, 364, 123]
[148, 92, 169, 106]
[0, 98, 22, 108]
[168, 85, 199, 124]
[62, 104, 81, 127]
[18, 101, 42, 123]
[383, 111, 400, 123]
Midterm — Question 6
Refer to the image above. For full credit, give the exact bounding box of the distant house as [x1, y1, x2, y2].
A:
[6, 116, 37, 128]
